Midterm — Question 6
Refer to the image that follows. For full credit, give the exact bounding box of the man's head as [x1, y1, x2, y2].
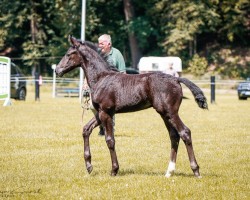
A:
[167, 62, 174, 70]
[98, 34, 112, 54]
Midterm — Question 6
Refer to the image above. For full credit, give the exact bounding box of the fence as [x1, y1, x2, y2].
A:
[39, 76, 80, 97]
[23, 76, 242, 98]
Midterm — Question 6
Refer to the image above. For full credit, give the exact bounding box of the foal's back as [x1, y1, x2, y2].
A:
[93, 72, 182, 113]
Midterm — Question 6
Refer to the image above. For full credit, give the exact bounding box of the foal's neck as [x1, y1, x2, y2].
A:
[81, 60, 111, 90]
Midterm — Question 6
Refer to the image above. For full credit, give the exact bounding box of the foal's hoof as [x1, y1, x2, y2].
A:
[165, 170, 175, 178]
[165, 172, 173, 178]
[87, 165, 93, 174]
[193, 170, 201, 178]
[110, 169, 119, 176]
[110, 171, 118, 176]
[196, 175, 202, 179]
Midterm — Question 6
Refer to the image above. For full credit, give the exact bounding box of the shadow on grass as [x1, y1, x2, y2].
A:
[173, 172, 220, 178]
[118, 169, 164, 176]
[173, 172, 197, 178]
[89, 170, 198, 177]
[114, 134, 132, 138]
[110, 169, 195, 177]
[86, 168, 163, 177]
[84, 167, 219, 178]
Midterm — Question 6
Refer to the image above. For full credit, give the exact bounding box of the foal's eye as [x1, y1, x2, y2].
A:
[67, 52, 74, 57]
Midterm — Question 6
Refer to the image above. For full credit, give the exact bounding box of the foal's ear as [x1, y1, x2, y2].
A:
[69, 35, 80, 48]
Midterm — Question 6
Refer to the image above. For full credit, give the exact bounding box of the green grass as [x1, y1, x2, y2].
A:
[0, 87, 249, 199]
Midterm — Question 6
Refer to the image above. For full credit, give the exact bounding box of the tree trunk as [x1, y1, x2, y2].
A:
[189, 40, 193, 57]
[30, 0, 39, 74]
[194, 34, 197, 55]
[123, 0, 142, 69]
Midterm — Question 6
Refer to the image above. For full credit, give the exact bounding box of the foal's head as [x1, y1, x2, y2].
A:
[55, 36, 82, 77]
[56, 36, 119, 77]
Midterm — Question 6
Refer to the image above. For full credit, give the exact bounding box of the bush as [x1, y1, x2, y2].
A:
[187, 54, 208, 77]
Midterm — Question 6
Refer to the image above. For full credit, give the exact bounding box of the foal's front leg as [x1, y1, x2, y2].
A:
[83, 115, 100, 174]
[99, 111, 119, 176]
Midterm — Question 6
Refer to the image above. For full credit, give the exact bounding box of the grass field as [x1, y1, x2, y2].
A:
[0, 86, 249, 199]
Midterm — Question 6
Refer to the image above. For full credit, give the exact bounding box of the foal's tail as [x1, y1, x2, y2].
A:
[178, 77, 208, 109]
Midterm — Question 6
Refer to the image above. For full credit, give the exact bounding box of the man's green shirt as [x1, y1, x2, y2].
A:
[107, 47, 126, 72]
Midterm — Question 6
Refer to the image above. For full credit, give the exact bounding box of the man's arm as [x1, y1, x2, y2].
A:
[114, 48, 126, 73]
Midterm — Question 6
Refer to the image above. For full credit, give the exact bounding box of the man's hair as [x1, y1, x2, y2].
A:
[98, 34, 112, 45]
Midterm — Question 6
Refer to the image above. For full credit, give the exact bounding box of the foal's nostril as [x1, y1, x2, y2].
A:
[55, 68, 60, 75]
[55, 69, 60, 76]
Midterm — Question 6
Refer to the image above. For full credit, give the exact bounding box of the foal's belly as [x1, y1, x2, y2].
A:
[116, 101, 152, 113]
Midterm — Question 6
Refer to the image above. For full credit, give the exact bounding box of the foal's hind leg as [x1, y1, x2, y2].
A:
[83, 115, 100, 174]
[169, 114, 201, 178]
[163, 120, 180, 178]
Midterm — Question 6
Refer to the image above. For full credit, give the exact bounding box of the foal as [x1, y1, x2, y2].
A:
[56, 36, 208, 178]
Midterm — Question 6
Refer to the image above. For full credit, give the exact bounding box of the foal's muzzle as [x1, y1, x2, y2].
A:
[55, 68, 64, 77]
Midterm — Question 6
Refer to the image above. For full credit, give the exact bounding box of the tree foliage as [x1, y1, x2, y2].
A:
[187, 54, 208, 77]
[0, 0, 249, 78]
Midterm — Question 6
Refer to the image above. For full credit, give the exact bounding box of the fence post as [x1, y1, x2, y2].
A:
[52, 64, 56, 98]
[211, 76, 215, 104]
[35, 72, 40, 101]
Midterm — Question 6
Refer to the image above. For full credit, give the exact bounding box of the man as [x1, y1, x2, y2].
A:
[84, 34, 126, 135]
[165, 62, 179, 77]
[97, 34, 126, 135]
[98, 34, 126, 73]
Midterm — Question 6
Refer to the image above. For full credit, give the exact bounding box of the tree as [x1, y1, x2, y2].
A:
[156, 0, 221, 57]
[216, 0, 250, 45]
[187, 54, 208, 77]
[0, 0, 58, 74]
[123, 0, 142, 69]
[0, 0, 249, 78]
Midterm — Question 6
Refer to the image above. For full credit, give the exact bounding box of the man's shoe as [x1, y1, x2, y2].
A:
[98, 127, 105, 136]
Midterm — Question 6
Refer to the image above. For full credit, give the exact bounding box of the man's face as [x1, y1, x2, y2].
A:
[98, 39, 111, 54]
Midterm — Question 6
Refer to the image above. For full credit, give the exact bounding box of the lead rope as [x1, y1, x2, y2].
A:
[80, 87, 91, 126]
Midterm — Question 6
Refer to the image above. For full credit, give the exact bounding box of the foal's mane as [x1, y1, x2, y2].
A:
[77, 40, 119, 72]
